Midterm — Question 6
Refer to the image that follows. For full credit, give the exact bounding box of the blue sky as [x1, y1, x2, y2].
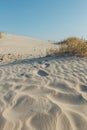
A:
[0, 0, 87, 41]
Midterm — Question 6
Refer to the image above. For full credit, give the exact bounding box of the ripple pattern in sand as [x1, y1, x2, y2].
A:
[0, 56, 87, 130]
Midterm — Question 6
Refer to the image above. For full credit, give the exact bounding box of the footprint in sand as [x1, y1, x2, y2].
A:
[38, 69, 49, 77]
[19, 73, 30, 78]
[40, 63, 50, 69]
[45, 63, 50, 68]
[79, 85, 87, 92]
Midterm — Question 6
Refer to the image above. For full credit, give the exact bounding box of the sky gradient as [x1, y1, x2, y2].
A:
[0, 0, 87, 41]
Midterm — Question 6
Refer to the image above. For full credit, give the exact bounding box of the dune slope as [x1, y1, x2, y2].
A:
[0, 34, 56, 56]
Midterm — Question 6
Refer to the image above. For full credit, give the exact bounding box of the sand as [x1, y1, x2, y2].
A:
[0, 33, 57, 56]
[0, 34, 87, 130]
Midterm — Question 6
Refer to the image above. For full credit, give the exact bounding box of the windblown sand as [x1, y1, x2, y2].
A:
[0, 34, 87, 130]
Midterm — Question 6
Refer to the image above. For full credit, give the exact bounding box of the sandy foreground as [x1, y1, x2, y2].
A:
[0, 34, 87, 130]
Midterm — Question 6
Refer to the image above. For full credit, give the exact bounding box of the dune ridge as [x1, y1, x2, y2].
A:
[0, 33, 57, 56]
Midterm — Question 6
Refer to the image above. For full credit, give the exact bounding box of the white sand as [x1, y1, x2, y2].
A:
[0, 33, 57, 56]
[0, 34, 87, 130]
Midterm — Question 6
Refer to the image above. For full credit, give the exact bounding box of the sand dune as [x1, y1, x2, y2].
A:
[0, 33, 56, 56]
[0, 34, 87, 130]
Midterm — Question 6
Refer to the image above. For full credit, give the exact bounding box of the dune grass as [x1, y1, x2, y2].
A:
[60, 37, 87, 57]
[46, 37, 87, 57]
[0, 32, 2, 38]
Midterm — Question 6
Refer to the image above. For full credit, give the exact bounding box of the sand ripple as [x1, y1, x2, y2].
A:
[0, 56, 87, 130]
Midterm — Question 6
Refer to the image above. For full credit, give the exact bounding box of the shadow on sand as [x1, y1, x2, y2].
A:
[0, 55, 81, 67]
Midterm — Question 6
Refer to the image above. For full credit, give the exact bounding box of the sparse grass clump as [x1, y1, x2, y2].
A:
[0, 32, 5, 39]
[46, 37, 87, 57]
[59, 37, 87, 57]
[0, 32, 2, 38]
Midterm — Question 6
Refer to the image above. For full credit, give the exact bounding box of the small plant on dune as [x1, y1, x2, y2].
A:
[59, 37, 87, 57]
[46, 37, 87, 57]
[0, 32, 2, 38]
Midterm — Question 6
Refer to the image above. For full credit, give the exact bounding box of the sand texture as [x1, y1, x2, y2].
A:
[0, 56, 87, 130]
[0, 34, 87, 130]
[0, 33, 56, 56]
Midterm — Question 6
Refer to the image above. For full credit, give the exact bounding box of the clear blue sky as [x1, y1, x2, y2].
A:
[0, 0, 87, 41]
